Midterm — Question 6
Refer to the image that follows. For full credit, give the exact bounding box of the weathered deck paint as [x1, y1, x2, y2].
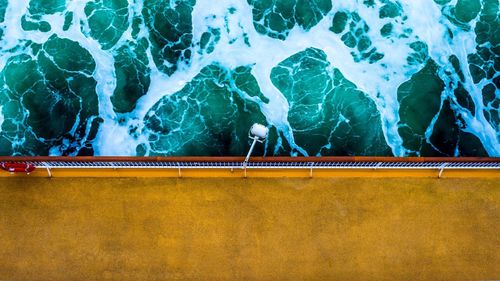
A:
[0, 177, 498, 280]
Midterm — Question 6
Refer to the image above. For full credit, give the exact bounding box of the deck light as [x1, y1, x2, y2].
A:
[243, 123, 269, 169]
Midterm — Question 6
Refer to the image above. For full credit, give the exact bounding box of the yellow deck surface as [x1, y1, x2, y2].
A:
[0, 177, 499, 280]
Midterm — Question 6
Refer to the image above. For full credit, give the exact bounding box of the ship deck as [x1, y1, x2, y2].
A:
[0, 176, 499, 280]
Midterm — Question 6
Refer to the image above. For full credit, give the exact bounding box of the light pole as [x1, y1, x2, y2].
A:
[243, 123, 269, 169]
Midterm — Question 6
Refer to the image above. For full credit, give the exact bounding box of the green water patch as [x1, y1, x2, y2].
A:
[455, 0, 482, 22]
[470, 0, 499, 133]
[454, 82, 475, 113]
[28, 0, 66, 15]
[20, 0, 67, 32]
[198, 28, 221, 54]
[0, 0, 7, 23]
[437, 0, 491, 31]
[470, 0, 498, 80]
[428, 100, 488, 156]
[330, 11, 348, 34]
[482, 82, 499, 133]
[83, 0, 129, 50]
[449, 55, 465, 82]
[21, 15, 51, 32]
[468, 52, 496, 83]
[139, 64, 276, 156]
[271, 48, 392, 156]
[62, 11, 73, 31]
[111, 39, 150, 113]
[0, 36, 100, 156]
[398, 61, 444, 155]
[483, 107, 499, 133]
[329, 11, 384, 64]
[434, 0, 451, 4]
[379, 1, 402, 19]
[247, 0, 331, 40]
[397, 61, 488, 156]
[380, 23, 393, 37]
[407, 41, 429, 66]
[482, 83, 497, 106]
[142, 0, 195, 76]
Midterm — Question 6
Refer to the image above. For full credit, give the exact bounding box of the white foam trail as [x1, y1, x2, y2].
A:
[0, 105, 3, 129]
[1, 0, 498, 156]
[404, 0, 500, 155]
[0, 0, 31, 70]
[117, 0, 416, 155]
[444, 32, 500, 155]
[92, 0, 500, 156]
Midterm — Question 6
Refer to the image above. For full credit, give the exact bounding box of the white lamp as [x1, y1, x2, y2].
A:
[243, 123, 269, 168]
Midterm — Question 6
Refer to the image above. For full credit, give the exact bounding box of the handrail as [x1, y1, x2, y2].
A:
[1, 157, 498, 174]
[0, 158, 497, 178]
[7, 161, 499, 169]
[0, 156, 498, 163]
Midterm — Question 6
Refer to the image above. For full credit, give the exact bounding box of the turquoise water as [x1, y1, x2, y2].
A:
[0, 0, 498, 156]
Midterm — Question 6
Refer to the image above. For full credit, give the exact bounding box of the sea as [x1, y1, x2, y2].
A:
[0, 0, 498, 156]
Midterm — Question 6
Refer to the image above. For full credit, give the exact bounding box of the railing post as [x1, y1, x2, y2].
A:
[42, 162, 52, 178]
[438, 163, 448, 178]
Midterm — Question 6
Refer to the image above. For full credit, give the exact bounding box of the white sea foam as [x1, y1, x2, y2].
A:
[0, 0, 498, 156]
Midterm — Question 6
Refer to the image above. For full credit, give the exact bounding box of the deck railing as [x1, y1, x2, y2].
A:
[0, 156, 498, 170]
[0, 157, 498, 178]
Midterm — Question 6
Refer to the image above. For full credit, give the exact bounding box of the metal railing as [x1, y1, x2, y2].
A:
[21, 160, 500, 170]
[1, 157, 497, 178]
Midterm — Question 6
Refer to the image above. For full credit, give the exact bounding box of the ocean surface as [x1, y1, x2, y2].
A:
[0, 0, 498, 156]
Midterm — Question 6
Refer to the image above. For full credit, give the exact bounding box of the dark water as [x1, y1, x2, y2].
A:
[0, 0, 498, 156]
